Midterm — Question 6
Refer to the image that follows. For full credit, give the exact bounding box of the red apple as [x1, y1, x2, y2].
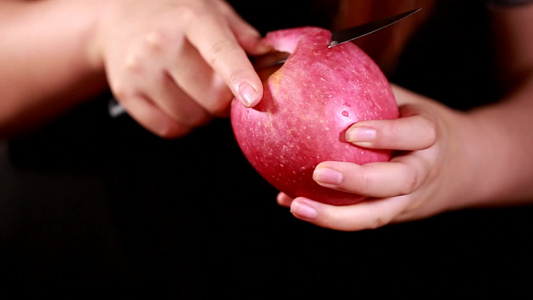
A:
[230, 26, 398, 206]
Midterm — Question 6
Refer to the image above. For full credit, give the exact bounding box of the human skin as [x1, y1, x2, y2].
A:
[3, 0, 533, 232]
[0, 0, 267, 138]
[277, 3, 533, 231]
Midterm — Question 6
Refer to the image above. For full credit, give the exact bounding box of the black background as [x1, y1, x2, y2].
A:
[1, 0, 532, 298]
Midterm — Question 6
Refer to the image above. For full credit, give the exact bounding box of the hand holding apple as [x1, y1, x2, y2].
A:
[231, 26, 399, 205]
[276, 85, 488, 231]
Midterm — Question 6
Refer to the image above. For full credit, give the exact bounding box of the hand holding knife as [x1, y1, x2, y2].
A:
[109, 8, 422, 118]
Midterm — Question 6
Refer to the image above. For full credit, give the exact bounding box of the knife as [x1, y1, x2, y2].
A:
[108, 7, 422, 118]
[253, 7, 422, 70]
[329, 7, 421, 47]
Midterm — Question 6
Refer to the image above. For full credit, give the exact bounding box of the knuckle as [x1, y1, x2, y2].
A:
[354, 171, 373, 195]
[425, 118, 438, 145]
[417, 115, 438, 148]
[144, 27, 184, 54]
[124, 52, 141, 72]
[145, 31, 163, 51]
[401, 166, 419, 195]
[175, 5, 199, 23]
[156, 122, 189, 139]
[110, 82, 129, 101]
[368, 215, 389, 230]
[208, 39, 238, 66]
[384, 122, 402, 145]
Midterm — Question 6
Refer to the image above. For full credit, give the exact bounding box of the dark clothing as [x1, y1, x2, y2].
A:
[488, 0, 533, 5]
[1, 1, 532, 299]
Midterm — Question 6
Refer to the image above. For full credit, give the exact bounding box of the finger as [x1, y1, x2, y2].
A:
[289, 196, 411, 231]
[144, 69, 212, 127]
[106, 60, 190, 138]
[346, 104, 437, 150]
[119, 94, 191, 139]
[277, 192, 294, 208]
[221, 2, 271, 55]
[115, 47, 212, 128]
[312, 159, 428, 198]
[139, 24, 233, 118]
[167, 39, 233, 117]
[103, 36, 197, 137]
[185, 12, 263, 107]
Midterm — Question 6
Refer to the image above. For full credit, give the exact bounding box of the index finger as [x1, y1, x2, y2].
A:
[185, 13, 263, 107]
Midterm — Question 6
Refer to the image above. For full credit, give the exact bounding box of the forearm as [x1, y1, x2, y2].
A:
[455, 3, 533, 208]
[0, 0, 107, 136]
[460, 75, 533, 208]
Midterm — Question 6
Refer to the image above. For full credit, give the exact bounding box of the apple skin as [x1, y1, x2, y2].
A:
[230, 27, 398, 206]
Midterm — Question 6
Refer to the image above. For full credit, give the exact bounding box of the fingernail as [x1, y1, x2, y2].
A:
[238, 82, 258, 107]
[291, 200, 318, 219]
[346, 126, 376, 142]
[313, 167, 343, 185]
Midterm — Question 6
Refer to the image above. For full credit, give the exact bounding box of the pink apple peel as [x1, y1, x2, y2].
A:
[231, 27, 398, 205]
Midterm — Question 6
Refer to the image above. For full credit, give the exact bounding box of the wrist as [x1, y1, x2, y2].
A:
[460, 87, 533, 208]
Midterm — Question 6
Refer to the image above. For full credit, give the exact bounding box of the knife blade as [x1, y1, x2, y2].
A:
[252, 7, 422, 70]
[329, 7, 422, 48]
